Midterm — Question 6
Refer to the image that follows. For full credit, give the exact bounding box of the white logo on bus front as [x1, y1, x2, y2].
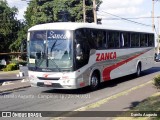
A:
[48, 31, 67, 39]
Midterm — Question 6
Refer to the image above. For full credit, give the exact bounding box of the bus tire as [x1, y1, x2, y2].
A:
[136, 63, 141, 77]
[90, 72, 100, 90]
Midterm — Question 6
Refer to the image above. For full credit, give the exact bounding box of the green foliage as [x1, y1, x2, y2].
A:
[0, 0, 21, 53]
[25, 0, 54, 27]
[25, 0, 102, 27]
[153, 75, 160, 89]
[2, 63, 18, 71]
[9, 21, 27, 52]
[1, 59, 27, 71]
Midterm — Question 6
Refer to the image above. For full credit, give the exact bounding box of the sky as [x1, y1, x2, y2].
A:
[6, 0, 160, 33]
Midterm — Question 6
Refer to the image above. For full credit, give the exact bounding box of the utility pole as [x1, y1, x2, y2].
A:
[83, 0, 86, 23]
[152, 0, 155, 31]
[152, 0, 160, 53]
[93, 0, 97, 23]
[158, 17, 160, 53]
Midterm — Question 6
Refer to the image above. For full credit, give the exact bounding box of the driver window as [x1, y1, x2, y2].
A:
[75, 29, 90, 69]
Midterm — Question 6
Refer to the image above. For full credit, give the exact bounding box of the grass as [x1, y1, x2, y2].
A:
[114, 92, 160, 120]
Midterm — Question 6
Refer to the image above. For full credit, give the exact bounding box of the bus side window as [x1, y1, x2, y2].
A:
[96, 30, 106, 49]
[140, 34, 148, 47]
[131, 33, 140, 47]
[90, 29, 97, 48]
[115, 32, 120, 48]
[105, 32, 108, 48]
[108, 32, 114, 48]
[102, 31, 107, 48]
[75, 29, 90, 69]
[121, 33, 125, 47]
[148, 34, 154, 47]
[108, 31, 120, 49]
[121, 32, 130, 48]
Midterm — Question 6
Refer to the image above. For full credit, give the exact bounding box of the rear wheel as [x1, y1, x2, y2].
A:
[90, 72, 100, 90]
[136, 64, 141, 77]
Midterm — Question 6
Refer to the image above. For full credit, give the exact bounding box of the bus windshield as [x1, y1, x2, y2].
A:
[28, 30, 73, 71]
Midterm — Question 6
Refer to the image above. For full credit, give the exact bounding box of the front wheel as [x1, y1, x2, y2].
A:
[90, 72, 100, 90]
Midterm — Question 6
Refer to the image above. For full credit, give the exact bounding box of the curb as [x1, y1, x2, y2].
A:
[0, 84, 31, 93]
[0, 79, 31, 93]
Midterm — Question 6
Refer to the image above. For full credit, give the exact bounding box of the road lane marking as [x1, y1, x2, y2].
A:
[51, 80, 153, 120]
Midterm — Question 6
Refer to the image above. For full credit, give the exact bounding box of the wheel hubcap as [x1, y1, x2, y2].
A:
[137, 66, 140, 76]
[91, 76, 98, 87]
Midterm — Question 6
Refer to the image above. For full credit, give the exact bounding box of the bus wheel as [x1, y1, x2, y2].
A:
[90, 72, 100, 90]
[136, 64, 141, 77]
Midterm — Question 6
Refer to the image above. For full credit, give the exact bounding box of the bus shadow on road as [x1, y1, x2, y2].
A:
[141, 67, 160, 75]
[100, 66, 160, 89]
[42, 67, 160, 94]
[42, 74, 135, 94]
[42, 75, 139, 94]
[42, 87, 91, 94]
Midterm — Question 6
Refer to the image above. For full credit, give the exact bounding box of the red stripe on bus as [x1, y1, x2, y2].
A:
[102, 51, 147, 81]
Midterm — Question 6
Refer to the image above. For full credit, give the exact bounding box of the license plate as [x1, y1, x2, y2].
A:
[44, 81, 52, 85]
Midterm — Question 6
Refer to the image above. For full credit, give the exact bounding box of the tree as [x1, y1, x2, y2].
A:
[25, 0, 54, 27]
[0, 0, 20, 53]
[9, 20, 27, 52]
[25, 0, 102, 27]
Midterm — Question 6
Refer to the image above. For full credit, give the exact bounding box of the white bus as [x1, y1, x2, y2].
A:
[27, 22, 155, 90]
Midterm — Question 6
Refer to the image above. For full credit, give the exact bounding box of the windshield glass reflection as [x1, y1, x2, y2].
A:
[28, 30, 73, 71]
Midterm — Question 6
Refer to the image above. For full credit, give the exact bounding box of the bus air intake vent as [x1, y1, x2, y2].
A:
[37, 77, 60, 80]
[37, 82, 62, 88]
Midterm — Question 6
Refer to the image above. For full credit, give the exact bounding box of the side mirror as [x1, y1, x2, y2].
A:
[76, 44, 83, 60]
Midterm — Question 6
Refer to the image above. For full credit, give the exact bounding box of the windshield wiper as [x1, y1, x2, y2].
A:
[36, 59, 44, 68]
[35, 55, 61, 72]
[47, 59, 61, 72]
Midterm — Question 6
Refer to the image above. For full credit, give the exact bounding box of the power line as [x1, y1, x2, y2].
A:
[97, 14, 160, 20]
[100, 11, 152, 27]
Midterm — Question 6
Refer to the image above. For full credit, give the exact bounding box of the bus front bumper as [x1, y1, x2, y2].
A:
[30, 78, 85, 89]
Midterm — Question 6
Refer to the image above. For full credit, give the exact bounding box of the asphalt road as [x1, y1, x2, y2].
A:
[0, 73, 25, 84]
[0, 62, 160, 120]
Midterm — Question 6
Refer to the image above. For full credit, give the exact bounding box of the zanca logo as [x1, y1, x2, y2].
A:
[48, 31, 67, 39]
[96, 52, 117, 62]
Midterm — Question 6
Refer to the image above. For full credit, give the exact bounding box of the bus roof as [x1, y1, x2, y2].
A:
[28, 22, 154, 34]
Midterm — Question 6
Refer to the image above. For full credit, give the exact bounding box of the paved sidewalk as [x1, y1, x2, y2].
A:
[55, 81, 158, 120]
[0, 80, 31, 93]
[0, 69, 28, 79]
[0, 70, 30, 92]
[0, 70, 19, 74]
[0, 71, 22, 82]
